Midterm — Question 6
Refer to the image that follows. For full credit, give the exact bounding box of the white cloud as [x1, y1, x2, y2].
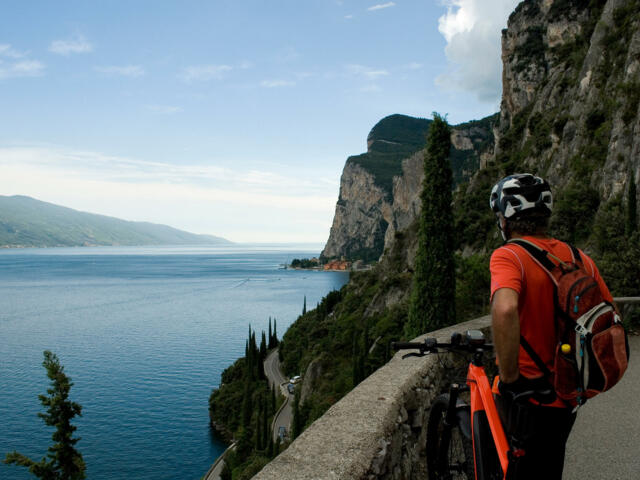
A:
[0, 146, 338, 242]
[344, 14, 354, 19]
[346, 64, 389, 79]
[0, 44, 26, 58]
[0, 44, 44, 79]
[405, 62, 423, 70]
[261, 80, 296, 88]
[0, 60, 45, 79]
[436, 0, 519, 103]
[49, 35, 93, 55]
[146, 105, 183, 114]
[94, 65, 145, 77]
[179, 64, 232, 82]
[367, 2, 395, 11]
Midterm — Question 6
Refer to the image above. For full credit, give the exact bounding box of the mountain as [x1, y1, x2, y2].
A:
[0, 195, 230, 248]
[321, 113, 498, 262]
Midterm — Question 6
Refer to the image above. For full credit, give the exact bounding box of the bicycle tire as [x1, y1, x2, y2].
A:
[426, 393, 474, 480]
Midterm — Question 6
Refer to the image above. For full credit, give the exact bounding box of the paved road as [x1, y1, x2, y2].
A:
[564, 335, 639, 479]
[264, 349, 294, 442]
[264, 349, 287, 390]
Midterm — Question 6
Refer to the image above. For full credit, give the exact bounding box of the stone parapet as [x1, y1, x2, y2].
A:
[253, 315, 492, 480]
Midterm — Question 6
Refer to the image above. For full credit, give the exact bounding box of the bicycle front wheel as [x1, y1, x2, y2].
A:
[426, 393, 474, 480]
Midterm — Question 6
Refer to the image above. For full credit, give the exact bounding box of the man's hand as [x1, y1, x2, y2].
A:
[492, 287, 520, 383]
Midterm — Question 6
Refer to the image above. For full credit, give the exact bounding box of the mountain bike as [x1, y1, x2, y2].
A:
[393, 330, 552, 480]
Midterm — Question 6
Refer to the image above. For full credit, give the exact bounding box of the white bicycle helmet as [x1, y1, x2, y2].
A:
[490, 173, 553, 219]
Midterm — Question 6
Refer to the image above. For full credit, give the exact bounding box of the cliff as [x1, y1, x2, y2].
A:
[321, 114, 497, 261]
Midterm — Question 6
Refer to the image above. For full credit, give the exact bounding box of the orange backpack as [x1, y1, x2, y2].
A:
[508, 239, 629, 408]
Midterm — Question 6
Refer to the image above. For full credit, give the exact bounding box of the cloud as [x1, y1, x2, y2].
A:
[146, 104, 183, 114]
[0, 60, 45, 79]
[0, 44, 44, 79]
[94, 65, 145, 77]
[344, 14, 354, 19]
[405, 62, 423, 70]
[179, 64, 232, 82]
[0, 44, 26, 58]
[260, 80, 296, 88]
[0, 146, 338, 242]
[367, 2, 395, 11]
[49, 35, 93, 55]
[346, 64, 389, 79]
[436, 0, 519, 103]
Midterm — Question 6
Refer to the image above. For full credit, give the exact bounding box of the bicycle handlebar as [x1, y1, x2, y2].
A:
[392, 330, 493, 356]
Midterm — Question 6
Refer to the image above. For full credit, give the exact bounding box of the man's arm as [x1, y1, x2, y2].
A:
[491, 287, 520, 383]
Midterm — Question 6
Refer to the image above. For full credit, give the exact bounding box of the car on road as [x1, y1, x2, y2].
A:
[287, 383, 295, 394]
[278, 426, 287, 440]
[290, 375, 301, 384]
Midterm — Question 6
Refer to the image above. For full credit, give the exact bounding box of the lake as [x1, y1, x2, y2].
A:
[0, 245, 349, 480]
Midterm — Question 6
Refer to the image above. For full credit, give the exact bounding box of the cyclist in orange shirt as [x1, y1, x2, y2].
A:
[489, 173, 614, 480]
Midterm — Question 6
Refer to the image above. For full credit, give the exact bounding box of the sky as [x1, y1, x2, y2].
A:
[0, 0, 519, 243]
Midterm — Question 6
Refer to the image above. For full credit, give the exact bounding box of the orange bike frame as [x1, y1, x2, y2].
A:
[467, 364, 510, 479]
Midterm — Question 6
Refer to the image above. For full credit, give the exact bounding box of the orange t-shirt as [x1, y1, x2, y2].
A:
[490, 237, 613, 404]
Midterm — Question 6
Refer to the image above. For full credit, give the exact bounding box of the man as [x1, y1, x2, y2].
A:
[488, 173, 614, 479]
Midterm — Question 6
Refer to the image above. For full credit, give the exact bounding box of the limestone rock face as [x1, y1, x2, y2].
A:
[497, 0, 640, 200]
[322, 119, 496, 261]
[321, 162, 390, 262]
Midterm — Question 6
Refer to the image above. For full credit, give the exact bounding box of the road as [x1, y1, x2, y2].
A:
[264, 349, 294, 442]
[564, 335, 639, 479]
[205, 350, 289, 480]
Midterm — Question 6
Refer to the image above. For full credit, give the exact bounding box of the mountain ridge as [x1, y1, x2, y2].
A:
[0, 195, 230, 248]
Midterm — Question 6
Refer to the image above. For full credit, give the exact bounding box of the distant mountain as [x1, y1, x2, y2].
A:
[0, 195, 231, 248]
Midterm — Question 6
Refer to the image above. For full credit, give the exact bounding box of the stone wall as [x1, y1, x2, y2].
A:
[253, 315, 492, 480]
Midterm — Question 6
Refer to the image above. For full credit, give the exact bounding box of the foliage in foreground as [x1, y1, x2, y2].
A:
[4, 351, 85, 480]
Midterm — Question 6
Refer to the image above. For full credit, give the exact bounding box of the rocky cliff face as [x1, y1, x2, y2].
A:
[496, 0, 640, 201]
[321, 115, 497, 261]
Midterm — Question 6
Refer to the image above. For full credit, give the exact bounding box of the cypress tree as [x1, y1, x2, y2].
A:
[406, 113, 455, 338]
[241, 380, 253, 428]
[292, 391, 302, 439]
[273, 318, 278, 346]
[261, 394, 268, 449]
[260, 331, 267, 362]
[268, 317, 273, 349]
[255, 405, 262, 450]
[267, 435, 274, 458]
[627, 170, 638, 235]
[274, 437, 281, 456]
[4, 351, 86, 480]
[302, 295, 307, 315]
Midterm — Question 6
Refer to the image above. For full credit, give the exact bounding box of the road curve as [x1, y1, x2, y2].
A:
[264, 349, 294, 442]
[564, 335, 639, 479]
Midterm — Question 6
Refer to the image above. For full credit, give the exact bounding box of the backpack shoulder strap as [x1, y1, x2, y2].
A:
[520, 335, 553, 379]
[506, 239, 557, 274]
[567, 243, 583, 266]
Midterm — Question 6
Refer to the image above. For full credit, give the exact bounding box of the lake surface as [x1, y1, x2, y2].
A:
[0, 245, 349, 480]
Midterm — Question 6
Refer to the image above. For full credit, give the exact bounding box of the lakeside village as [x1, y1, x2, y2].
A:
[284, 257, 373, 272]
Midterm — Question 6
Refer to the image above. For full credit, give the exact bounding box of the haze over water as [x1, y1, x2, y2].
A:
[0, 245, 349, 480]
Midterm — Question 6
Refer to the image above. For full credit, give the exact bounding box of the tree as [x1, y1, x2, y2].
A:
[4, 351, 86, 480]
[627, 169, 637, 235]
[406, 113, 456, 338]
[302, 295, 307, 315]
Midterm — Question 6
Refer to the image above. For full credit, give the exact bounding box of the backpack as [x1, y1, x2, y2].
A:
[507, 239, 629, 408]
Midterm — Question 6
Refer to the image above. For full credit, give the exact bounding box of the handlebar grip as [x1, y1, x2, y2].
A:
[392, 342, 424, 350]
